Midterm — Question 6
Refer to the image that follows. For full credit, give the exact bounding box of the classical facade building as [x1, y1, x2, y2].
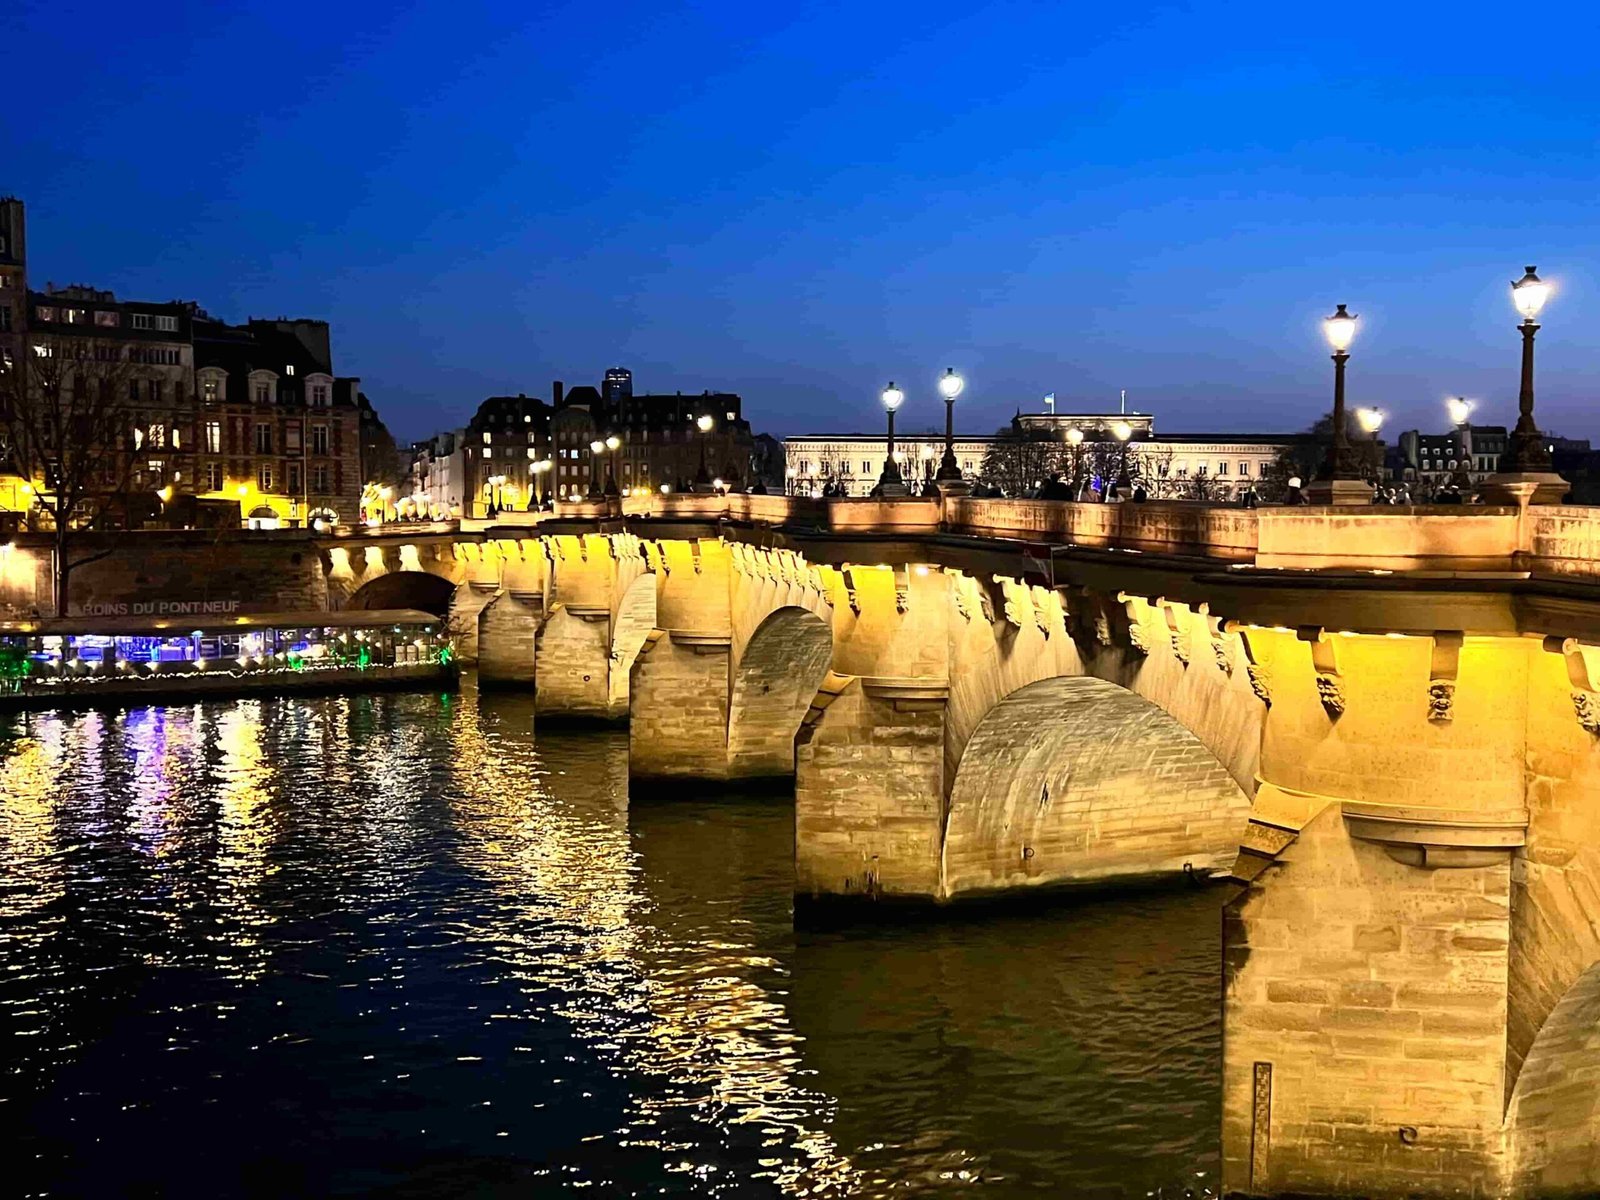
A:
[414, 369, 759, 510]
[0, 198, 386, 528]
[787, 410, 1310, 499]
[192, 315, 364, 526]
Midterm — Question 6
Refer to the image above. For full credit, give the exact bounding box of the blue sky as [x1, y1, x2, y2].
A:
[7, 0, 1600, 441]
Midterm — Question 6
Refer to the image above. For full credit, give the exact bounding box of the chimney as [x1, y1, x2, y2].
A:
[553, 380, 565, 407]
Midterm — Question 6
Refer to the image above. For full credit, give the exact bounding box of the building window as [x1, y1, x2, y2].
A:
[203, 378, 219, 404]
[95, 310, 119, 327]
[862, 461, 871, 473]
[483, 447, 492, 459]
[255, 424, 273, 454]
[287, 463, 301, 494]
[205, 463, 222, 491]
[0, 305, 9, 332]
[482, 431, 491, 444]
[35, 306, 56, 322]
[205, 421, 221, 453]
[312, 464, 329, 492]
[258, 464, 274, 491]
[155, 315, 177, 332]
[130, 313, 151, 330]
[285, 364, 295, 376]
[1239, 461, 1250, 476]
[310, 384, 328, 407]
[148, 423, 165, 449]
[1217, 461, 1228, 476]
[286, 425, 301, 452]
[311, 425, 329, 455]
[255, 383, 271, 405]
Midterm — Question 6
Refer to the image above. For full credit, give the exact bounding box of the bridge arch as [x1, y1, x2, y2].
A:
[728, 606, 834, 777]
[608, 573, 660, 712]
[1506, 960, 1600, 1195]
[941, 676, 1251, 899]
[346, 570, 457, 615]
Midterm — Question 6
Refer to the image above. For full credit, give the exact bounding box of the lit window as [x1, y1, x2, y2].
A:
[205, 421, 221, 453]
[95, 310, 119, 327]
[203, 378, 219, 403]
[154, 315, 178, 332]
[482, 431, 491, 444]
[726, 411, 735, 420]
[62, 308, 85, 324]
[285, 364, 295, 376]
[483, 447, 492, 459]
[258, 464, 274, 491]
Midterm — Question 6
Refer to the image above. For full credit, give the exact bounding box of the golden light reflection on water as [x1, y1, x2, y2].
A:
[445, 689, 861, 1195]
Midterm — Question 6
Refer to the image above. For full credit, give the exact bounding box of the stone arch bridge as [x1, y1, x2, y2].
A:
[73, 493, 1600, 1198]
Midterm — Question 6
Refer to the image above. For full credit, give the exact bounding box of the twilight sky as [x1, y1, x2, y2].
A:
[7, 0, 1600, 442]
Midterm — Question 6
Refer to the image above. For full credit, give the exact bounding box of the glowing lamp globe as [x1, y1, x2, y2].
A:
[1324, 304, 1358, 352]
[1112, 420, 1133, 442]
[881, 382, 904, 412]
[1065, 427, 1085, 446]
[1356, 407, 1384, 435]
[589, 439, 605, 455]
[1447, 397, 1472, 426]
[696, 415, 714, 433]
[605, 435, 620, 451]
[1512, 266, 1550, 321]
[938, 368, 964, 401]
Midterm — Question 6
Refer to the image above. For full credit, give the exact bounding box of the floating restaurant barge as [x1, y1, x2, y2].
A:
[0, 609, 457, 707]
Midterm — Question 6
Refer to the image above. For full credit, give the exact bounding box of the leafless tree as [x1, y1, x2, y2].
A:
[0, 333, 143, 615]
[978, 424, 1066, 496]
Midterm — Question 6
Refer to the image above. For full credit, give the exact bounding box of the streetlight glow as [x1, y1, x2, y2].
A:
[937, 368, 964, 400]
[880, 382, 904, 412]
[1066, 427, 1084, 446]
[1112, 420, 1133, 442]
[1512, 266, 1550, 321]
[1324, 304, 1358, 352]
[589, 439, 605, 455]
[605, 435, 620, 451]
[1355, 407, 1384, 435]
[696, 415, 714, 433]
[1447, 397, 1472, 426]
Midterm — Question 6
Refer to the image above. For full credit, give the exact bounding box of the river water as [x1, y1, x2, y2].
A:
[0, 682, 1221, 1198]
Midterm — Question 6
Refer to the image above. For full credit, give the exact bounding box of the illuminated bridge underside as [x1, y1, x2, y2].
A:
[942, 677, 1250, 898]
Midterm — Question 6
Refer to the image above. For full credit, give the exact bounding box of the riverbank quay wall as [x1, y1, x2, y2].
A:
[10, 497, 1600, 1194]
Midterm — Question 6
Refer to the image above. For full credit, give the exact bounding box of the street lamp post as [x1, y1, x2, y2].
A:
[877, 382, 907, 497]
[1507, 266, 1551, 472]
[1111, 419, 1133, 497]
[532, 459, 552, 508]
[1485, 265, 1566, 504]
[693, 415, 714, 492]
[1446, 398, 1473, 493]
[587, 440, 605, 500]
[936, 368, 964, 484]
[1065, 427, 1086, 497]
[1306, 303, 1367, 505]
[603, 434, 621, 497]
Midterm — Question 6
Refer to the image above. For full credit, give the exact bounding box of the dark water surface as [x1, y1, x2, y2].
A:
[0, 682, 1221, 1198]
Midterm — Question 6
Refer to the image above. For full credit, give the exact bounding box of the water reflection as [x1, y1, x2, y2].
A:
[0, 682, 1219, 1198]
